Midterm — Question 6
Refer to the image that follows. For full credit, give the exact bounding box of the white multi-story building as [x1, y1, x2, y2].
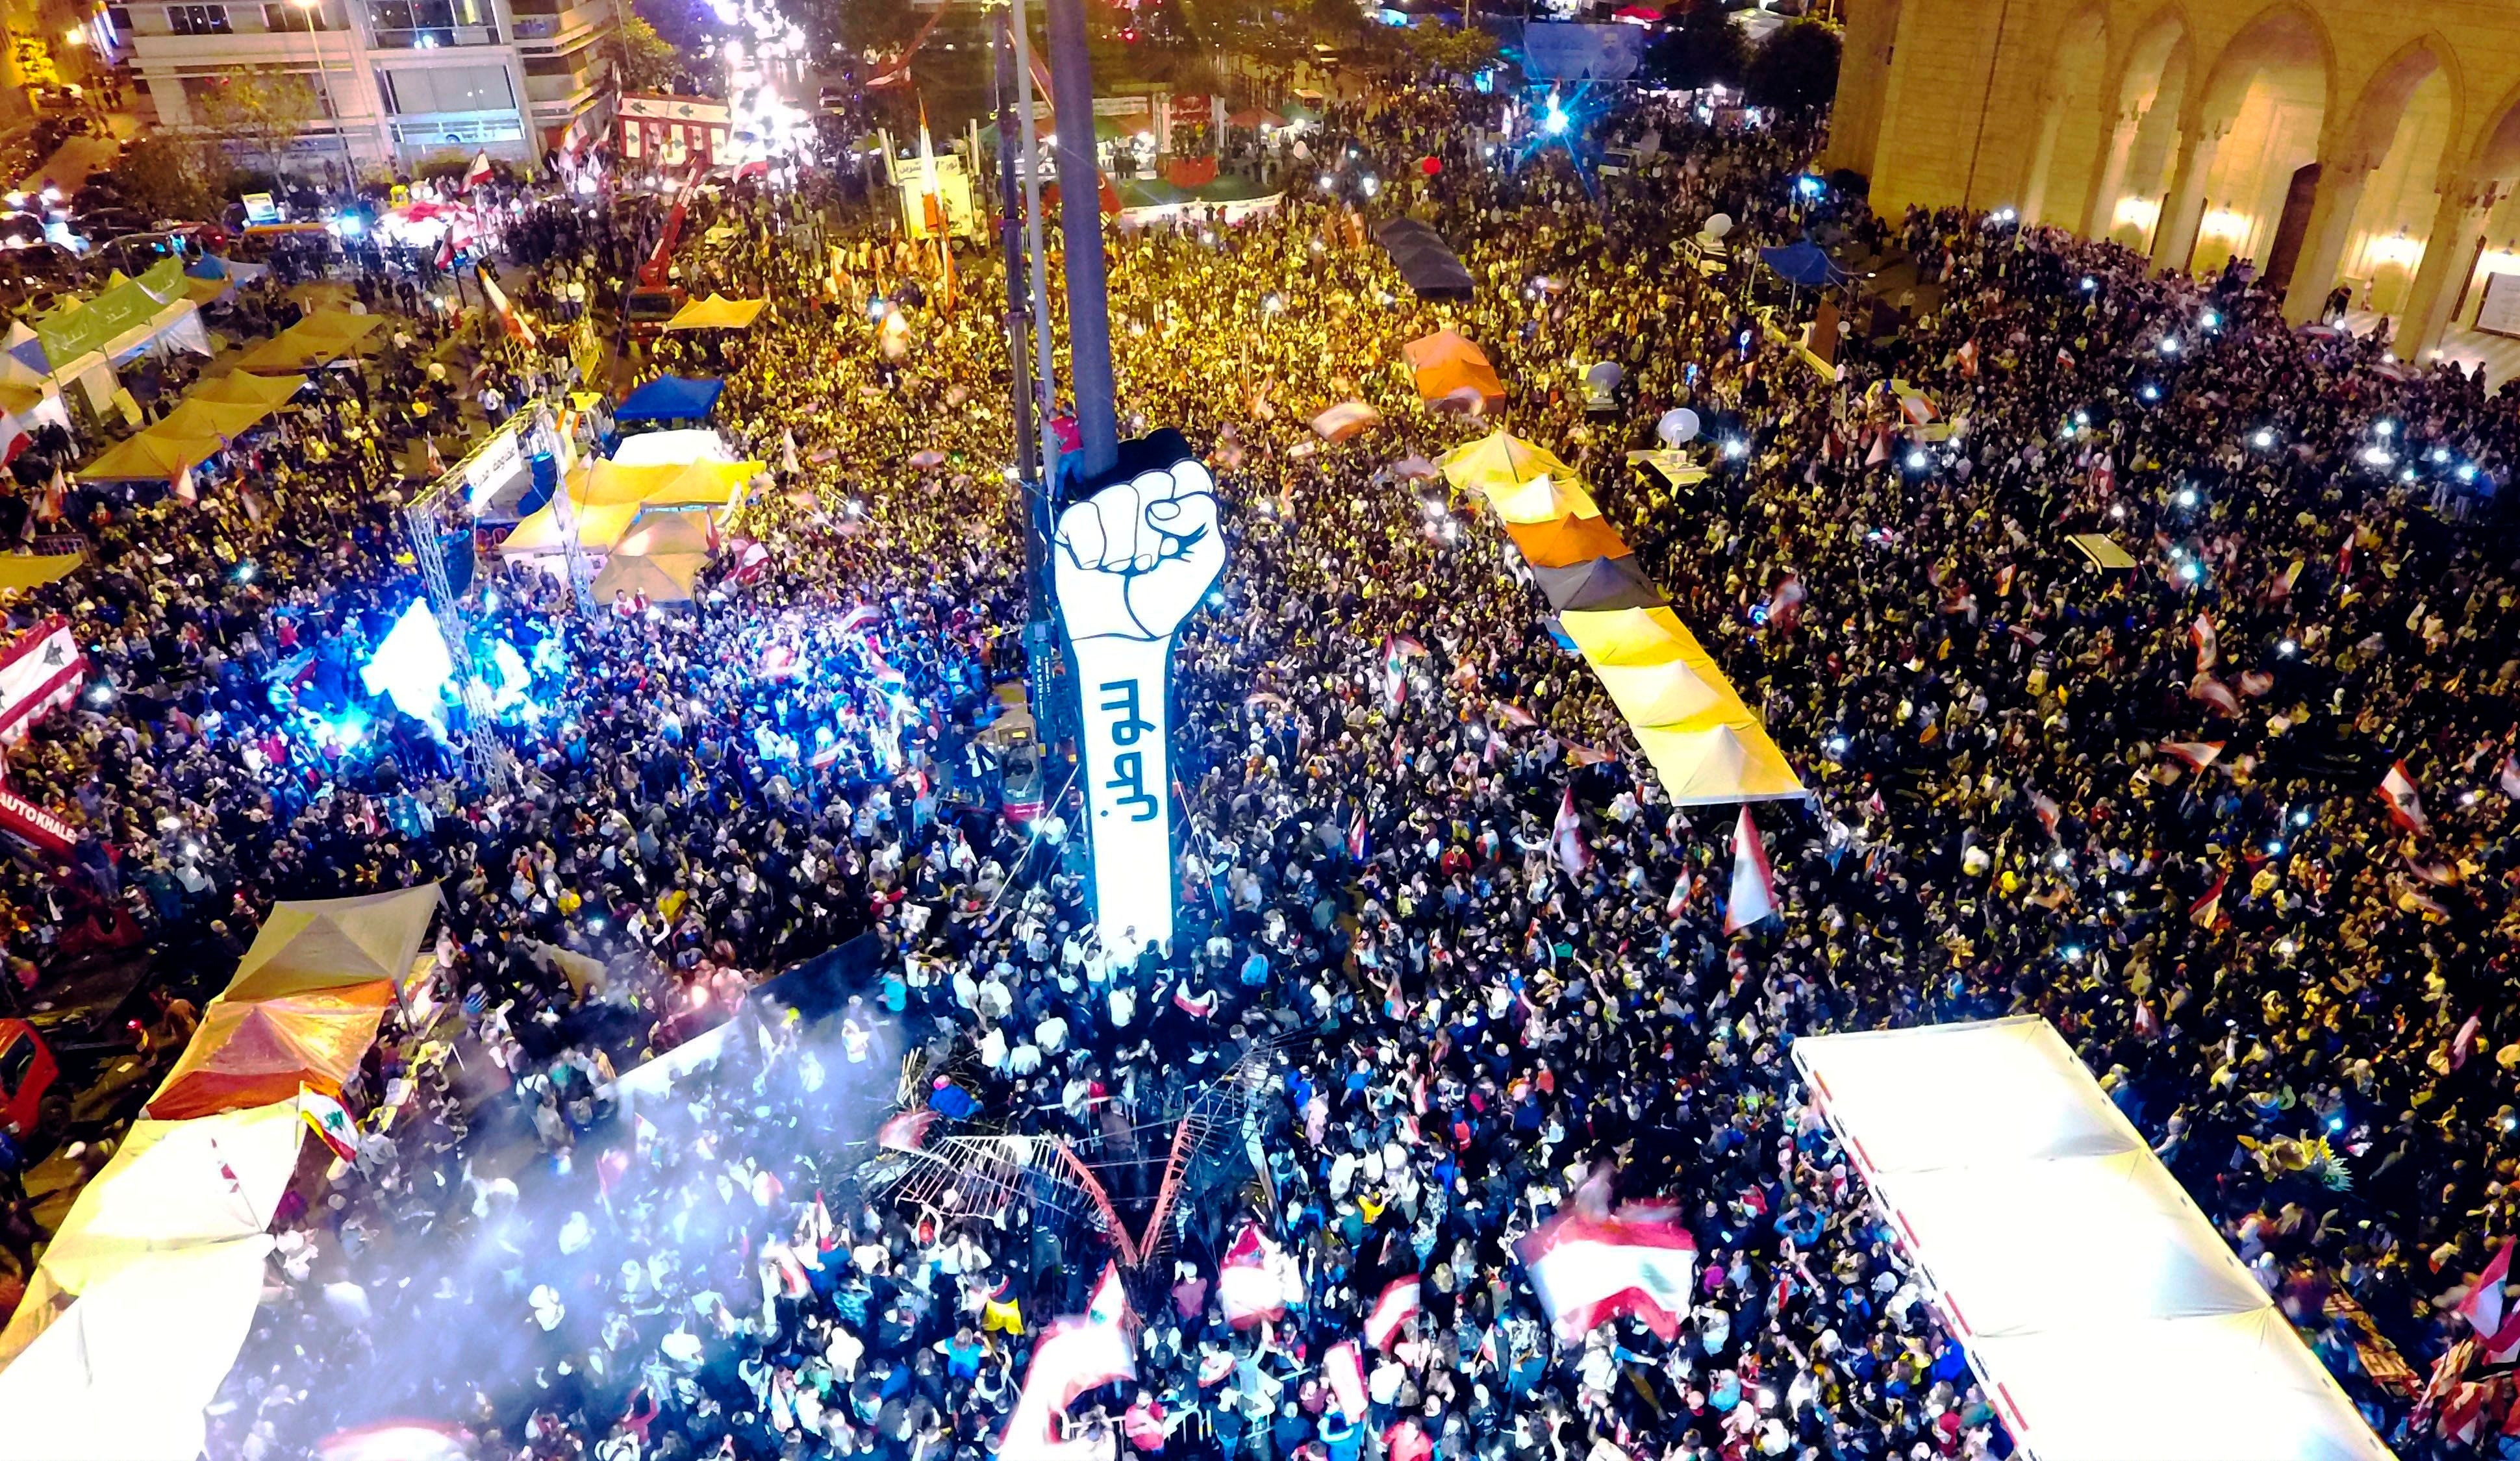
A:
[116, 0, 617, 176]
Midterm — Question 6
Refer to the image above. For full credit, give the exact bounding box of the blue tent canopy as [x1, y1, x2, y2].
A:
[615, 375, 724, 423]
[1759, 240, 1848, 288]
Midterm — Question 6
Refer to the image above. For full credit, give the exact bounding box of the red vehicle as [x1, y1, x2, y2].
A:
[0, 1019, 68, 1145]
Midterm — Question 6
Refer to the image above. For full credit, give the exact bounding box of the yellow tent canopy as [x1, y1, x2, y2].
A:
[0, 554, 80, 593]
[151, 397, 277, 442]
[1562, 606, 1806, 805]
[591, 551, 707, 605]
[192, 372, 305, 409]
[1486, 475, 1600, 524]
[568, 458, 759, 509]
[1592, 656, 1722, 725]
[1440, 429, 1574, 496]
[0, 383, 41, 416]
[663, 293, 768, 331]
[616, 510, 716, 557]
[234, 309, 384, 374]
[219, 884, 444, 1006]
[80, 430, 223, 483]
[503, 500, 644, 555]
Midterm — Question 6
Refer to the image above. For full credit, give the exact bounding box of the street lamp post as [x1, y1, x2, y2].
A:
[290, 0, 345, 179]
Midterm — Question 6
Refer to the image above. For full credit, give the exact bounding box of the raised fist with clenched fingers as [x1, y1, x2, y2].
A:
[1052, 455, 1227, 643]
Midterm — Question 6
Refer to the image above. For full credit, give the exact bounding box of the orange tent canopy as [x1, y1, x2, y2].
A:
[1507, 513, 1633, 569]
[144, 985, 390, 1121]
[1403, 329, 1506, 412]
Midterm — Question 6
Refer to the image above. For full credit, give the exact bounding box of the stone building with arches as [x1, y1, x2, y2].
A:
[1822, 1, 2520, 362]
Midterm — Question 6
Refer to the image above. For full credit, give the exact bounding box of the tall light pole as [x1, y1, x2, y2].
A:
[1041, 0, 1116, 481]
[291, 0, 344, 179]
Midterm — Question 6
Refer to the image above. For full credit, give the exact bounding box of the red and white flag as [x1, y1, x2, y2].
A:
[1346, 806, 1369, 862]
[2189, 614, 2217, 669]
[297, 1084, 360, 1162]
[2382, 760, 2430, 834]
[1323, 1340, 1370, 1421]
[478, 266, 538, 347]
[1515, 1201, 1699, 1341]
[2189, 673, 2241, 718]
[2451, 1012, 2483, 1072]
[2501, 753, 2520, 803]
[1665, 869, 1694, 920]
[2189, 866, 2228, 930]
[2158, 740, 2225, 773]
[876, 1108, 937, 1151]
[1218, 1222, 1292, 1329]
[1726, 806, 1776, 933]
[0, 617, 86, 745]
[1364, 1275, 1422, 1351]
[2030, 790, 2061, 840]
[1003, 1314, 1137, 1458]
[464, 149, 494, 190]
[1551, 786, 1593, 878]
[1171, 983, 1218, 1019]
[1086, 1260, 1130, 1327]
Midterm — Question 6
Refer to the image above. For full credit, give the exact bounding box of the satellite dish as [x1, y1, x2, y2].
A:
[1657, 407, 1700, 445]
[1585, 361, 1623, 391]
[1704, 212, 1733, 240]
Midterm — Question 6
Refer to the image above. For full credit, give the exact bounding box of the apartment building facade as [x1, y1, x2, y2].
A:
[117, 0, 616, 175]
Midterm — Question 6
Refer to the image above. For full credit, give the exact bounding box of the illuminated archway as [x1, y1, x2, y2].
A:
[2023, 7, 2111, 231]
[2086, 6, 2192, 249]
[2156, 2, 2336, 275]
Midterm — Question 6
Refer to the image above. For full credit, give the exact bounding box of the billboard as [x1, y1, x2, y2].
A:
[1521, 23, 1645, 81]
[898, 153, 981, 243]
[1053, 432, 1225, 959]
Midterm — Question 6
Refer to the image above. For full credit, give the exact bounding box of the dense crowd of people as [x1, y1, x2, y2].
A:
[1, 77, 2517, 1461]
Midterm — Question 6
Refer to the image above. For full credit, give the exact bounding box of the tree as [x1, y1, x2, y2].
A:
[1400, 21, 1499, 79]
[1744, 19, 1839, 111]
[192, 70, 322, 181]
[609, 9, 681, 95]
[1641, 3, 1745, 93]
[107, 134, 225, 221]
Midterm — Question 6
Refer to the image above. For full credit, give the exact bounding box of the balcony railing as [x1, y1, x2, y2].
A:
[369, 23, 499, 47]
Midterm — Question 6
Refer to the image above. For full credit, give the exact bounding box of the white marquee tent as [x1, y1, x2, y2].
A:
[609, 427, 737, 467]
[0, 1101, 310, 1461]
[1792, 1018, 2393, 1461]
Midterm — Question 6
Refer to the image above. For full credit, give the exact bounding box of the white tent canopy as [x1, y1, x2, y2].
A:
[0, 1101, 311, 1461]
[1793, 1018, 2393, 1461]
[610, 427, 737, 467]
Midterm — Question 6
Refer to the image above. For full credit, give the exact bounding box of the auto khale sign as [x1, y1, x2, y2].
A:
[0, 616, 86, 858]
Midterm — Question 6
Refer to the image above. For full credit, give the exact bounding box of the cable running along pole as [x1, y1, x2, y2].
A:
[1041, 0, 1117, 480]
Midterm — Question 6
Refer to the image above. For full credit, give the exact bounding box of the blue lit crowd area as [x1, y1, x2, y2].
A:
[0, 69, 2514, 1461]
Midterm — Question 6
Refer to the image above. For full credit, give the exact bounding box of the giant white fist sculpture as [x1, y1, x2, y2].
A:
[1053, 448, 1226, 961]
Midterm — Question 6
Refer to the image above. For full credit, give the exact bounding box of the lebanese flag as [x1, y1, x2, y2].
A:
[2091, 451, 2114, 497]
[1364, 1275, 1422, 1351]
[1551, 786, 1594, 878]
[2381, 760, 2430, 834]
[2158, 740, 2225, 773]
[433, 234, 456, 271]
[2451, 1012, 2483, 1071]
[2501, 752, 2520, 803]
[876, 1108, 937, 1151]
[2189, 673, 2241, 718]
[2030, 790, 2061, 840]
[297, 1084, 360, 1162]
[2189, 866, 2228, 930]
[478, 266, 538, 347]
[759, 643, 801, 680]
[1515, 1203, 1699, 1341]
[1086, 1261, 1130, 1327]
[1218, 1222, 1291, 1329]
[1665, 869, 1694, 920]
[1347, 806, 1368, 861]
[1323, 1340, 1369, 1421]
[2189, 614, 2217, 669]
[0, 617, 85, 746]
[1725, 806, 1776, 932]
[464, 149, 494, 190]
[1171, 983, 1218, 1019]
[1003, 1314, 1137, 1458]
